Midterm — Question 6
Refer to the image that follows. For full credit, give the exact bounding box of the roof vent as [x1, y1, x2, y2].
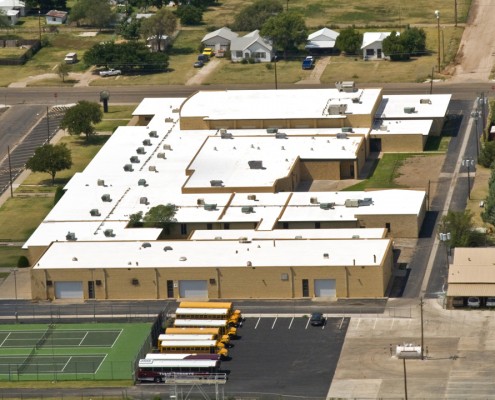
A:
[101, 194, 112, 202]
[247, 261, 252, 267]
[130, 156, 140, 163]
[379, 125, 388, 131]
[138, 179, 147, 186]
[210, 180, 224, 187]
[149, 165, 157, 172]
[247, 194, 257, 201]
[179, 256, 187, 261]
[204, 203, 217, 211]
[248, 160, 264, 170]
[295, 235, 303, 239]
[97, 179, 105, 186]
[214, 236, 222, 240]
[172, 108, 179, 113]
[140, 197, 149, 205]
[420, 98, 432, 104]
[352, 235, 360, 239]
[351, 97, 360, 103]
[345, 199, 360, 207]
[275, 132, 287, 139]
[163, 246, 173, 251]
[143, 139, 152, 146]
[320, 202, 335, 210]
[310, 196, 318, 204]
[165, 117, 173, 122]
[197, 198, 205, 205]
[336, 132, 347, 139]
[157, 153, 166, 159]
[241, 206, 254, 214]
[404, 107, 416, 114]
[342, 127, 353, 133]
[90, 208, 101, 216]
[323, 253, 329, 259]
[66, 232, 77, 241]
[142, 242, 151, 248]
[123, 164, 134, 172]
[221, 130, 233, 139]
[104, 229, 114, 237]
[266, 128, 278, 133]
[163, 144, 172, 150]
[239, 237, 250, 243]
[149, 130, 158, 138]
[136, 147, 146, 154]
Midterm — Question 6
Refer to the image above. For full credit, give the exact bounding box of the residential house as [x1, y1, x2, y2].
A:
[0, 0, 25, 17]
[230, 30, 273, 63]
[201, 27, 238, 53]
[147, 35, 170, 52]
[305, 27, 339, 53]
[45, 10, 68, 25]
[6, 9, 19, 25]
[361, 32, 392, 60]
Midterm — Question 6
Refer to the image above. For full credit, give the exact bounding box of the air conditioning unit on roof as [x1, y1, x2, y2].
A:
[101, 194, 112, 202]
[90, 209, 100, 217]
[66, 232, 77, 241]
[104, 229, 114, 237]
[130, 156, 140, 163]
[136, 147, 146, 154]
[204, 203, 217, 211]
[149, 130, 158, 138]
[241, 206, 254, 214]
[123, 164, 134, 172]
[143, 139, 152, 146]
[266, 128, 278, 133]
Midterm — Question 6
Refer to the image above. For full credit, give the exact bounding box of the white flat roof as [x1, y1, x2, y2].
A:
[376, 95, 451, 119]
[371, 119, 433, 136]
[180, 88, 382, 120]
[34, 239, 391, 270]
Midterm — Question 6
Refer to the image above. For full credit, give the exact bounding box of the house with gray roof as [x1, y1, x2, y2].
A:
[230, 30, 273, 63]
[201, 27, 238, 52]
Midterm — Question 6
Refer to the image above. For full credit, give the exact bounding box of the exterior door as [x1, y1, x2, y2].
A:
[179, 280, 208, 298]
[55, 281, 83, 299]
[314, 279, 336, 297]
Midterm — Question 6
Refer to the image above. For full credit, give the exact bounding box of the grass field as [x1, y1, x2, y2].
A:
[0, 246, 27, 270]
[0, 322, 151, 382]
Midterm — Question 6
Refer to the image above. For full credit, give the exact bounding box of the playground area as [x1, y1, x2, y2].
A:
[0, 322, 152, 381]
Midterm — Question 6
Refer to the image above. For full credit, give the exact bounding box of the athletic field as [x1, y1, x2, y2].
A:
[0, 322, 151, 381]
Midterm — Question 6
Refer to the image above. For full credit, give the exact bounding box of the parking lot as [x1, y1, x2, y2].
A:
[224, 316, 350, 397]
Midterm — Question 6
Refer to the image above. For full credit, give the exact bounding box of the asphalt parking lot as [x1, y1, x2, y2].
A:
[224, 316, 350, 397]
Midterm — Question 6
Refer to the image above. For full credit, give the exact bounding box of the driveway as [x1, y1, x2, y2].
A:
[185, 58, 221, 86]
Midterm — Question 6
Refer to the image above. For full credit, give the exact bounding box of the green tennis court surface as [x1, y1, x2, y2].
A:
[0, 322, 151, 382]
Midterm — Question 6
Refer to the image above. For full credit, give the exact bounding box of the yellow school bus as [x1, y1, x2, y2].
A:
[158, 339, 228, 358]
[177, 302, 242, 325]
[165, 327, 230, 344]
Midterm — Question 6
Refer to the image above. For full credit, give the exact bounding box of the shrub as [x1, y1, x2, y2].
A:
[17, 256, 30, 268]
[53, 185, 65, 205]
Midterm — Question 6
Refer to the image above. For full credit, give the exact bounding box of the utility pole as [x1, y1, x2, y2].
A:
[454, 0, 458, 27]
[420, 296, 424, 360]
[430, 67, 434, 94]
[7, 145, 13, 198]
[403, 358, 408, 400]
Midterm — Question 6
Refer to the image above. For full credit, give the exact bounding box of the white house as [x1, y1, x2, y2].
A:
[230, 30, 273, 63]
[0, 0, 24, 17]
[201, 27, 238, 52]
[361, 32, 392, 60]
[305, 27, 339, 52]
[45, 10, 68, 25]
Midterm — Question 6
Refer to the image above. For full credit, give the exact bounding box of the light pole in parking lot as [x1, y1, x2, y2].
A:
[471, 110, 480, 157]
[462, 158, 475, 200]
[403, 358, 408, 400]
[420, 296, 425, 360]
[435, 10, 441, 72]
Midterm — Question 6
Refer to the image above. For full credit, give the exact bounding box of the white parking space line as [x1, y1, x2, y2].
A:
[271, 317, 277, 329]
[391, 319, 395, 329]
[254, 317, 261, 329]
[288, 317, 294, 329]
[356, 319, 361, 329]
[305, 318, 310, 329]
[339, 316, 345, 330]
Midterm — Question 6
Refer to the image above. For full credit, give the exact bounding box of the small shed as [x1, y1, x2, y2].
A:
[45, 10, 68, 25]
[6, 9, 19, 25]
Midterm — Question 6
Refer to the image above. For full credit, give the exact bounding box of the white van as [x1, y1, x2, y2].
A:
[64, 52, 78, 64]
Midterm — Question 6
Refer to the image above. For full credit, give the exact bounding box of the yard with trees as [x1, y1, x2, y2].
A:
[25, 143, 72, 185]
[60, 101, 103, 141]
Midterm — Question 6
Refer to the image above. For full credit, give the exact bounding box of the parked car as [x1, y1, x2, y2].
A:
[193, 60, 204, 68]
[310, 312, 325, 326]
[302, 56, 315, 70]
[99, 69, 122, 77]
[202, 47, 214, 57]
[452, 297, 465, 307]
[197, 54, 209, 63]
[64, 52, 78, 64]
[486, 297, 495, 307]
[467, 297, 481, 308]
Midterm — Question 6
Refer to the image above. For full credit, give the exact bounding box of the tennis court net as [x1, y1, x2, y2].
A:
[35, 323, 55, 350]
[17, 347, 35, 374]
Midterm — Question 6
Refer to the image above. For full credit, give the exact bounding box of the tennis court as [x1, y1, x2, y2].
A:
[0, 322, 151, 382]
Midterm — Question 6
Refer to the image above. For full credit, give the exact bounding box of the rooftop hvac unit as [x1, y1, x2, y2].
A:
[165, 117, 173, 122]
[214, 237, 222, 240]
[138, 179, 147, 187]
[163, 144, 172, 150]
[239, 237, 250, 243]
[379, 125, 388, 131]
[310, 197, 318, 204]
[66, 232, 77, 241]
[219, 128, 227, 134]
[335, 81, 356, 92]
[143, 139, 152, 146]
[172, 108, 179, 113]
[404, 107, 416, 114]
[352, 235, 360, 239]
[90, 208, 101, 217]
[295, 235, 303, 239]
[163, 246, 173, 251]
[197, 198, 205, 205]
[123, 164, 134, 172]
[130, 156, 140, 163]
[345, 199, 360, 207]
[351, 97, 360, 103]
[336, 132, 347, 139]
[210, 180, 224, 187]
[136, 147, 146, 154]
[248, 160, 263, 170]
[420, 99, 432, 104]
[266, 128, 278, 133]
[320, 202, 335, 210]
[97, 179, 105, 186]
[358, 198, 373, 206]
[148, 165, 157, 172]
[149, 130, 158, 138]
[342, 127, 353, 133]
[221, 131, 233, 139]
[101, 194, 112, 202]
[327, 104, 347, 115]
[241, 206, 254, 214]
[247, 194, 257, 201]
[204, 203, 217, 211]
[275, 132, 287, 139]
[104, 229, 114, 237]
[157, 153, 166, 159]
[142, 242, 151, 248]
[140, 197, 149, 205]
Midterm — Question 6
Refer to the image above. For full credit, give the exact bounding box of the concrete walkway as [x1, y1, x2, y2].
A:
[296, 56, 331, 85]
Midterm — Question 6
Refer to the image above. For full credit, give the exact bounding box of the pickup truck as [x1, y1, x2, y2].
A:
[302, 56, 315, 70]
[202, 48, 214, 57]
[99, 69, 122, 77]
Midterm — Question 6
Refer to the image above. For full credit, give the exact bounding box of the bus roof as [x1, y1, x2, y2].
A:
[174, 319, 228, 328]
[138, 359, 219, 368]
[176, 308, 229, 316]
[160, 340, 218, 347]
[179, 302, 233, 309]
[145, 353, 220, 361]
[165, 327, 220, 335]
[158, 334, 215, 341]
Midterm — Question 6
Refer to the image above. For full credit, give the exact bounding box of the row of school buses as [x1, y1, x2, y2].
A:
[137, 302, 242, 383]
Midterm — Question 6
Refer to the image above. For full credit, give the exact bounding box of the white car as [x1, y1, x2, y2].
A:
[99, 69, 122, 77]
[467, 297, 481, 308]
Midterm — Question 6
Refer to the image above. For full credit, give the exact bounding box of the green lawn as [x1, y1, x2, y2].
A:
[0, 246, 27, 269]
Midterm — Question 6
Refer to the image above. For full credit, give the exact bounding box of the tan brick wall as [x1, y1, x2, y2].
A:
[180, 117, 209, 130]
[299, 160, 341, 180]
[357, 214, 420, 238]
[371, 134, 425, 152]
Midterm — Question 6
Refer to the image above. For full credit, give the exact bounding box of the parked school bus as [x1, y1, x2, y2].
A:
[173, 319, 237, 338]
[158, 334, 227, 352]
[178, 302, 242, 325]
[164, 327, 230, 344]
[159, 340, 229, 358]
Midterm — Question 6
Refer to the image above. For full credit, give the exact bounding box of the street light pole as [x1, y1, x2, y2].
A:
[471, 111, 480, 157]
[463, 159, 475, 200]
[420, 296, 424, 360]
[435, 10, 441, 72]
[403, 358, 408, 400]
[274, 56, 278, 90]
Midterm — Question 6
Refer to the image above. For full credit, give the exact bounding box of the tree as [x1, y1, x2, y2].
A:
[382, 31, 409, 61]
[399, 27, 426, 56]
[479, 141, 495, 168]
[482, 166, 495, 226]
[335, 27, 362, 55]
[0, 10, 9, 28]
[25, 0, 67, 13]
[117, 17, 142, 40]
[69, 0, 116, 29]
[260, 12, 307, 59]
[25, 143, 72, 185]
[176, 5, 203, 26]
[129, 211, 144, 227]
[140, 8, 177, 52]
[143, 204, 177, 232]
[56, 62, 71, 82]
[232, 0, 283, 31]
[60, 101, 102, 141]
[441, 210, 486, 248]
